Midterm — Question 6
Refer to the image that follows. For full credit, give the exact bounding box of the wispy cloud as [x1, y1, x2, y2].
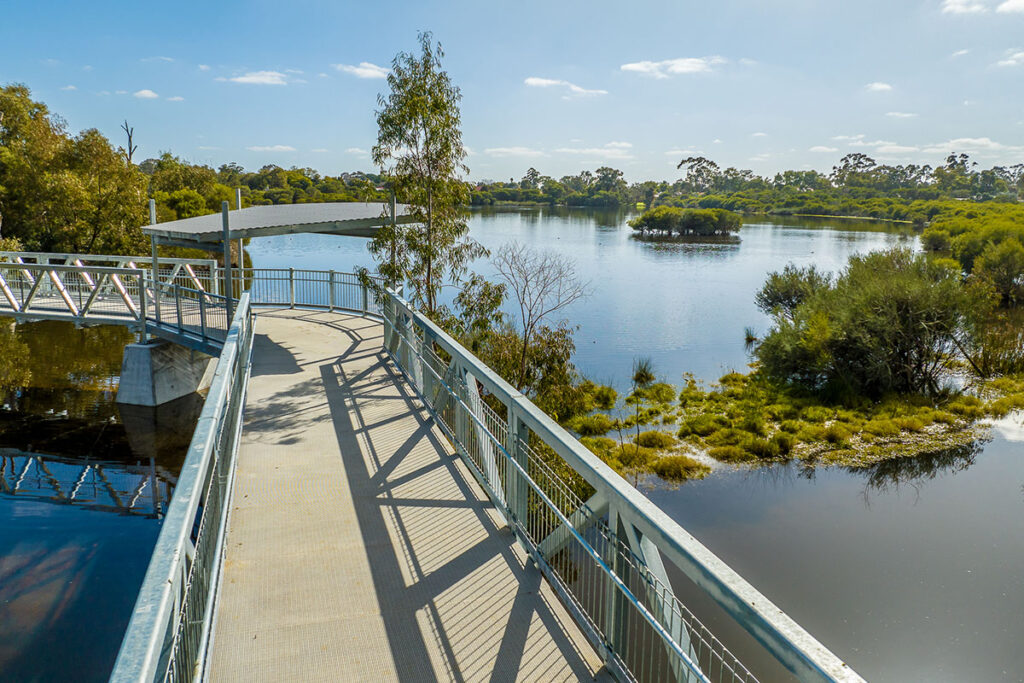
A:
[333, 62, 389, 79]
[865, 82, 893, 92]
[142, 56, 174, 63]
[951, 48, 971, 57]
[751, 132, 768, 137]
[555, 141, 633, 160]
[832, 134, 866, 141]
[60, 85, 77, 91]
[875, 144, 920, 155]
[247, 145, 296, 152]
[133, 89, 159, 99]
[997, 0, 1024, 10]
[995, 49, 1024, 66]
[941, 0, 988, 13]
[345, 147, 369, 155]
[197, 146, 221, 151]
[82, 65, 93, 72]
[665, 149, 703, 156]
[886, 111, 918, 118]
[228, 70, 288, 85]
[620, 56, 726, 79]
[198, 64, 210, 71]
[524, 77, 607, 97]
[166, 96, 185, 102]
[809, 145, 839, 152]
[484, 146, 547, 158]
[921, 136, 1023, 154]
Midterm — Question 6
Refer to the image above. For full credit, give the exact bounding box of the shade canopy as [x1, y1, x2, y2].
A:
[142, 202, 413, 246]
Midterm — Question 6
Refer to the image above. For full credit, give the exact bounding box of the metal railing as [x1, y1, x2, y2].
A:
[238, 267, 379, 315]
[380, 291, 864, 683]
[0, 259, 229, 354]
[109, 293, 254, 683]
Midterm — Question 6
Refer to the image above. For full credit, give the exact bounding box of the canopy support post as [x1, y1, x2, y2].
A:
[222, 201, 233, 322]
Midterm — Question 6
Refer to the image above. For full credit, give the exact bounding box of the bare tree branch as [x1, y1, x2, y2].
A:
[492, 242, 589, 389]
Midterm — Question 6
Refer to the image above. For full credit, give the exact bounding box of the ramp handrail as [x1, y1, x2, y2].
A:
[109, 293, 254, 683]
[379, 288, 864, 683]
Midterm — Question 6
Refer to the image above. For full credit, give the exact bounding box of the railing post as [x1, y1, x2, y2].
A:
[362, 281, 368, 317]
[200, 295, 207, 340]
[139, 272, 149, 343]
[174, 283, 183, 333]
[505, 405, 530, 545]
[329, 271, 335, 312]
[289, 268, 295, 309]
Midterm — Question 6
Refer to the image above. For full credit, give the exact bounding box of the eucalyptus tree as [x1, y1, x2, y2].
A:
[371, 32, 484, 316]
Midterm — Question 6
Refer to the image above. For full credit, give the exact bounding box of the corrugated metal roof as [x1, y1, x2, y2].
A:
[142, 202, 413, 244]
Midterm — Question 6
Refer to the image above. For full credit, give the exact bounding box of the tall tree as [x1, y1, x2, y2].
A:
[371, 32, 484, 315]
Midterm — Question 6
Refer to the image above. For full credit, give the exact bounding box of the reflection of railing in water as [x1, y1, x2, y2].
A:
[0, 449, 174, 517]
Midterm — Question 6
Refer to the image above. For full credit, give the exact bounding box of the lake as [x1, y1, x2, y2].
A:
[246, 206, 1023, 682]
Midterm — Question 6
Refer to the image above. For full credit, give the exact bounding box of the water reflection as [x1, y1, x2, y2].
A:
[0, 321, 200, 682]
[849, 441, 984, 502]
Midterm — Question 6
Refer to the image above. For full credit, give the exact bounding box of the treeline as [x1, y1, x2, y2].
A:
[471, 154, 1024, 225]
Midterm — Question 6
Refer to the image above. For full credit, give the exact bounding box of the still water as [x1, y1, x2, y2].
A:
[249, 207, 1023, 682]
[0, 322, 199, 682]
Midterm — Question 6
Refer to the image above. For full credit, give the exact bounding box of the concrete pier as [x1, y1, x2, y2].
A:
[116, 340, 214, 407]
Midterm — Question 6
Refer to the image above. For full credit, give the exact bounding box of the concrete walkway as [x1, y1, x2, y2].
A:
[208, 309, 606, 682]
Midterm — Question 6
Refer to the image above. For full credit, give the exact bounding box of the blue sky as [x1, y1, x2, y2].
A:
[2, 0, 1023, 181]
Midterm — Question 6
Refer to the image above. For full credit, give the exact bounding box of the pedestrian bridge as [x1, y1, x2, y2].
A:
[0, 250, 863, 682]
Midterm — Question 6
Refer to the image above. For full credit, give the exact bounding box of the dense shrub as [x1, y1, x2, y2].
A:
[635, 430, 677, 448]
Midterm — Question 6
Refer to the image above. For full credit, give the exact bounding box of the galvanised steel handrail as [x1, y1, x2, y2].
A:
[379, 288, 864, 683]
[109, 293, 254, 683]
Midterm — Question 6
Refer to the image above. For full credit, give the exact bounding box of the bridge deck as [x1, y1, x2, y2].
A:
[208, 309, 606, 682]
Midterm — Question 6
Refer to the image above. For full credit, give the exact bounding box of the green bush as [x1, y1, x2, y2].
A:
[635, 430, 677, 448]
[771, 432, 796, 455]
[741, 436, 781, 459]
[895, 416, 926, 432]
[823, 423, 851, 445]
[567, 413, 615, 436]
[650, 455, 710, 481]
[708, 445, 754, 463]
[678, 414, 729, 437]
[863, 418, 900, 437]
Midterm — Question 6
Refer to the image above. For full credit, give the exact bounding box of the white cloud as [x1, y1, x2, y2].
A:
[318, 72, 329, 78]
[166, 96, 185, 102]
[921, 137, 1022, 154]
[247, 145, 296, 152]
[142, 56, 175, 63]
[713, 138, 722, 144]
[555, 142, 634, 160]
[739, 58, 758, 67]
[133, 89, 159, 99]
[809, 146, 839, 152]
[751, 132, 768, 137]
[886, 111, 918, 118]
[115, 90, 128, 95]
[484, 146, 547, 158]
[850, 138, 896, 148]
[832, 134, 866, 141]
[951, 48, 971, 57]
[198, 64, 210, 71]
[333, 62, 389, 79]
[285, 69, 304, 74]
[524, 76, 607, 97]
[941, 0, 988, 13]
[97, 90, 110, 96]
[197, 145, 221, 151]
[865, 82, 893, 92]
[665, 149, 703, 156]
[230, 70, 288, 85]
[620, 56, 726, 79]
[345, 147, 369, 155]
[60, 85, 77, 91]
[996, 50, 1024, 66]
[997, 0, 1024, 10]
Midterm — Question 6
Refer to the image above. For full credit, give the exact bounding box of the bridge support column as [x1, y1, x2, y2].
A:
[117, 340, 215, 407]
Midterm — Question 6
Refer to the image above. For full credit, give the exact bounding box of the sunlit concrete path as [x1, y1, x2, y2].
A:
[207, 309, 607, 682]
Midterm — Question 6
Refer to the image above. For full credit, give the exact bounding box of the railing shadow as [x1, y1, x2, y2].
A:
[318, 317, 603, 681]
